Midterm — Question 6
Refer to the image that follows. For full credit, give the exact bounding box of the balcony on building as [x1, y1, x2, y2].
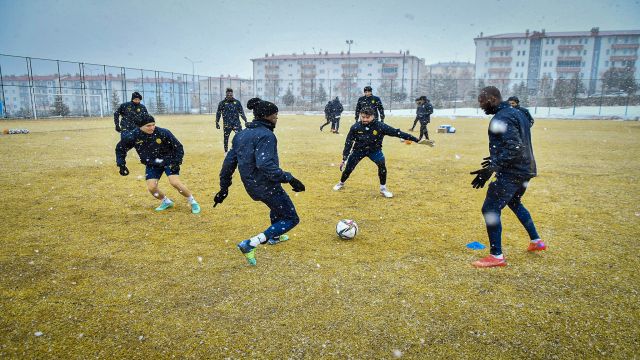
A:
[609, 55, 638, 62]
[489, 57, 512, 63]
[490, 46, 513, 52]
[611, 44, 640, 50]
[488, 67, 512, 74]
[556, 67, 581, 73]
[557, 56, 583, 62]
[558, 45, 584, 51]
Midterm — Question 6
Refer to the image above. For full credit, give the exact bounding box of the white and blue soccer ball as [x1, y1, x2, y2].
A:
[336, 219, 358, 240]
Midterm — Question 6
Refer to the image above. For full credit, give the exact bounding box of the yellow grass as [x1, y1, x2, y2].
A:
[0, 114, 638, 358]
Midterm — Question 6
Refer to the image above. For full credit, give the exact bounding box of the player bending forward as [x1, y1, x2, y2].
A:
[116, 114, 201, 214]
[333, 107, 432, 198]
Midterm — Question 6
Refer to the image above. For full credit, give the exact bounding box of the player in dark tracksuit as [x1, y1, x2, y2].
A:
[508, 96, 535, 126]
[470, 86, 545, 268]
[216, 88, 248, 153]
[114, 92, 148, 134]
[115, 114, 200, 214]
[414, 96, 435, 145]
[214, 98, 306, 266]
[320, 100, 332, 132]
[333, 107, 431, 198]
[330, 97, 344, 133]
[355, 86, 385, 122]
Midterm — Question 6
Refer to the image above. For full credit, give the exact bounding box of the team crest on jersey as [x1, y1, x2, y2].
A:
[156, 138, 162, 144]
[373, 130, 378, 135]
[372, 100, 376, 103]
[136, 108, 140, 112]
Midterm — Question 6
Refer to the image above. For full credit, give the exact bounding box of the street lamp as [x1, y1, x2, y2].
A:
[346, 40, 353, 105]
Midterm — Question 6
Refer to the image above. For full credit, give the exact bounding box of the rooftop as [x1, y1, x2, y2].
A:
[251, 51, 418, 61]
[474, 29, 640, 40]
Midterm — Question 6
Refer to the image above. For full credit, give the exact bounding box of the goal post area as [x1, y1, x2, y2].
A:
[31, 92, 105, 119]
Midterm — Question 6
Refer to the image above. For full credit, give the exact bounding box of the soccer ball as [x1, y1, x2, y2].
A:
[336, 219, 358, 240]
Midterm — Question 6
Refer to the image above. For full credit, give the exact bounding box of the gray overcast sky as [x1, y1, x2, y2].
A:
[1, 0, 639, 78]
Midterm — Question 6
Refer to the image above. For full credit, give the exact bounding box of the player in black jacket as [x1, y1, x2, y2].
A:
[216, 88, 248, 152]
[508, 96, 534, 126]
[354, 86, 385, 122]
[333, 107, 431, 198]
[116, 114, 200, 214]
[114, 92, 148, 134]
[470, 87, 544, 268]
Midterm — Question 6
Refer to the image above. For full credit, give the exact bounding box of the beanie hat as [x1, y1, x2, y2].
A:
[131, 91, 143, 101]
[360, 107, 374, 116]
[364, 86, 373, 92]
[247, 97, 278, 118]
[507, 96, 519, 104]
[137, 114, 155, 127]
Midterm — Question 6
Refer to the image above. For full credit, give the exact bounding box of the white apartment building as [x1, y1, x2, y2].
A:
[251, 51, 422, 104]
[474, 28, 640, 94]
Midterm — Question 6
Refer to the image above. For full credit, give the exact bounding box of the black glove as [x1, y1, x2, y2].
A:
[118, 165, 129, 176]
[481, 156, 492, 169]
[289, 177, 306, 192]
[216, 123, 220, 129]
[115, 124, 122, 133]
[213, 189, 228, 207]
[470, 167, 495, 189]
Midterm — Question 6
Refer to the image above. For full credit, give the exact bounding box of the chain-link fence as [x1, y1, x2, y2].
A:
[1, 53, 638, 119]
[255, 76, 640, 117]
[0, 54, 254, 119]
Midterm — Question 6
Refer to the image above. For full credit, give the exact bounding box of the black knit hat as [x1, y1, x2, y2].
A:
[364, 86, 373, 92]
[131, 91, 143, 101]
[507, 96, 519, 104]
[137, 114, 155, 127]
[247, 97, 278, 118]
[360, 107, 374, 116]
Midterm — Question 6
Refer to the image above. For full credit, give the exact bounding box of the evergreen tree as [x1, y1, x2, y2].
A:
[282, 88, 295, 106]
[111, 91, 120, 112]
[51, 95, 70, 116]
[602, 67, 638, 94]
[316, 83, 328, 104]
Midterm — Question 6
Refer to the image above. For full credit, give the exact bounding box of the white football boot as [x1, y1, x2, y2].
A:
[333, 182, 345, 191]
[380, 186, 393, 198]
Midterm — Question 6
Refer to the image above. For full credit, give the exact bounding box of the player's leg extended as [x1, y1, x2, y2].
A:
[507, 180, 544, 250]
[262, 191, 300, 241]
[481, 176, 523, 256]
[410, 117, 419, 131]
[340, 152, 365, 183]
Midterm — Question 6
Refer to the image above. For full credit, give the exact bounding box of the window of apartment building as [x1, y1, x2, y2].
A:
[368, 73, 372, 76]
[543, 61, 547, 67]
[368, 63, 372, 67]
[319, 69, 325, 74]
[288, 64, 292, 67]
[544, 50, 548, 56]
[546, 39, 549, 45]
[583, 50, 587, 55]
[517, 50, 520, 56]
[522, 50, 526, 56]
[605, 61, 609, 67]
[549, 50, 552, 56]
[549, 61, 553, 67]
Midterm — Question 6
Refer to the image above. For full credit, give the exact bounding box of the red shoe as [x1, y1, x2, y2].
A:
[527, 240, 547, 252]
[472, 255, 507, 268]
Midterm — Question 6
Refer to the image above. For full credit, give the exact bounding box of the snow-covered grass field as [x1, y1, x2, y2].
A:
[0, 114, 638, 358]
